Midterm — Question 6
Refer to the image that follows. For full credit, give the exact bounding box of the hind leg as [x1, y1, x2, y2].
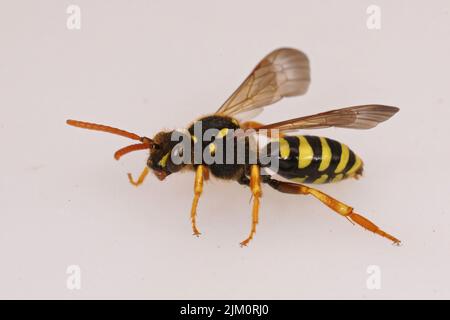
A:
[267, 179, 400, 245]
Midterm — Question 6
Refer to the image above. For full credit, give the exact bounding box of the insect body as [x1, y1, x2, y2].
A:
[67, 48, 400, 246]
[269, 135, 363, 184]
[187, 115, 244, 180]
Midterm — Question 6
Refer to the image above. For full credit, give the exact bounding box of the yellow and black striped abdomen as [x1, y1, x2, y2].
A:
[273, 135, 363, 184]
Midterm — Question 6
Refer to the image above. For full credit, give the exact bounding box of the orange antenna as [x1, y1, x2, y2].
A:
[114, 143, 151, 160]
[67, 119, 154, 159]
[66, 119, 143, 141]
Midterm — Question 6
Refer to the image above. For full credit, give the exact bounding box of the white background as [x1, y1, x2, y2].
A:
[1, 0, 449, 299]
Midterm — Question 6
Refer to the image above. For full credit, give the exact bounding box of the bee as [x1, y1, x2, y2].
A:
[67, 48, 400, 246]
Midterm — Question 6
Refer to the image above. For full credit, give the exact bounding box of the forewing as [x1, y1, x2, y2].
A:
[259, 105, 399, 131]
[215, 48, 310, 117]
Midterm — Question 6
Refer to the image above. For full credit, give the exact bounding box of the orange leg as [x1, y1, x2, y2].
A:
[190, 165, 206, 237]
[267, 179, 400, 245]
[128, 167, 150, 187]
[240, 165, 262, 247]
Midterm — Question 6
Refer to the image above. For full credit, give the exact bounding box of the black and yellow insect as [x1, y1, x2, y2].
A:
[67, 48, 400, 246]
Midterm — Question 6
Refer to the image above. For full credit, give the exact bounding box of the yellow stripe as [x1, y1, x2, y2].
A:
[208, 143, 216, 155]
[331, 173, 344, 183]
[318, 137, 332, 171]
[191, 135, 198, 143]
[279, 138, 290, 160]
[335, 144, 349, 173]
[291, 177, 307, 183]
[298, 136, 314, 168]
[158, 153, 170, 167]
[347, 155, 362, 175]
[217, 128, 229, 138]
[313, 174, 328, 184]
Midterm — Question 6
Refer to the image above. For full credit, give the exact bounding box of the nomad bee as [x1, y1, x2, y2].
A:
[67, 48, 400, 246]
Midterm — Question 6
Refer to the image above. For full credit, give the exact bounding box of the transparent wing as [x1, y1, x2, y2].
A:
[232, 108, 264, 122]
[215, 48, 310, 117]
[258, 105, 399, 131]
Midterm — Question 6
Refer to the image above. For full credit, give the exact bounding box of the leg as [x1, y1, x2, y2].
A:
[267, 179, 400, 245]
[127, 167, 149, 187]
[240, 165, 262, 247]
[202, 166, 210, 181]
[190, 165, 206, 236]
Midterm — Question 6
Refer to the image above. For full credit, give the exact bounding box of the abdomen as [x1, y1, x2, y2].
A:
[270, 135, 363, 184]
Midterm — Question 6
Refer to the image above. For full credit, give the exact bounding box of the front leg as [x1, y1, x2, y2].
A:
[190, 165, 207, 236]
[127, 167, 150, 186]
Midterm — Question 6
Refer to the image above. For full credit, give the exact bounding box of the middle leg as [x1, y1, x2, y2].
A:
[190, 165, 207, 236]
[240, 165, 262, 247]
